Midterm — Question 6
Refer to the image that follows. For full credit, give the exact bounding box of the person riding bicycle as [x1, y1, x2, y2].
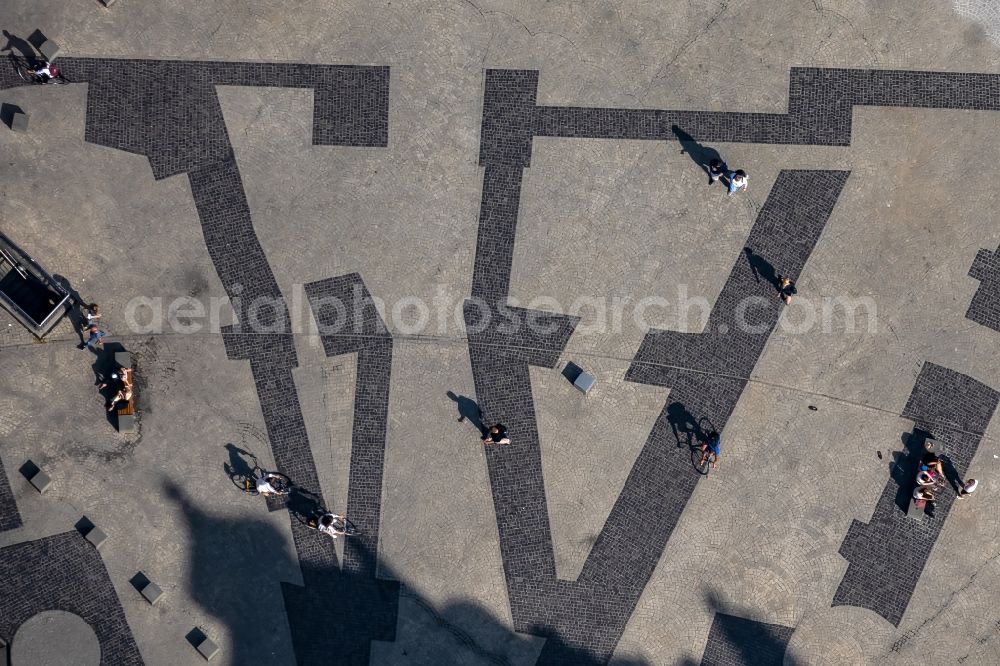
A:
[699, 431, 721, 469]
[28, 61, 60, 83]
[308, 511, 347, 539]
[255, 472, 290, 497]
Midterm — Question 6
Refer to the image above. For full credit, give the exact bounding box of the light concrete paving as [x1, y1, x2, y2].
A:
[1, 1, 999, 664]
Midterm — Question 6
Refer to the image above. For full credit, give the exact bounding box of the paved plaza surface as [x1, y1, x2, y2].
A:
[2, 1, 1000, 664]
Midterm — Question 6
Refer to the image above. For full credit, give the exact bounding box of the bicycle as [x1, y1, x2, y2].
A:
[692, 419, 719, 476]
[12, 56, 69, 85]
[229, 451, 292, 497]
[306, 511, 358, 539]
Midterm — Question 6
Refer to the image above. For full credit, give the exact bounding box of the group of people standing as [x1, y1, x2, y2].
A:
[912, 442, 979, 512]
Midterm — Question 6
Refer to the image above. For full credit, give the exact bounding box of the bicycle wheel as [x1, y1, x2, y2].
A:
[692, 446, 710, 475]
[231, 473, 260, 495]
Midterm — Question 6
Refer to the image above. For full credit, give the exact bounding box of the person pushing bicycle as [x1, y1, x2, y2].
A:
[27, 61, 60, 83]
[699, 431, 721, 469]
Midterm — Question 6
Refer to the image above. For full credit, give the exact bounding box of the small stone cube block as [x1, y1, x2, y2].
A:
[10, 112, 28, 133]
[28, 469, 51, 493]
[196, 636, 220, 661]
[573, 371, 596, 394]
[140, 581, 163, 605]
[101, 0, 118, 5]
[115, 351, 131, 368]
[118, 413, 136, 433]
[85, 526, 108, 549]
[38, 39, 60, 61]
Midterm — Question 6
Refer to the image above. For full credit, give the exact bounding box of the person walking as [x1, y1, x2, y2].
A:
[708, 158, 727, 185]
[777, 276, 796, 305]
[26, 60, 60, 83]
[80, 302, 101, 329]
[483, 423, 510, 445]
[79, 324, 106, 350]
[955, 478, 979, 499]
[727, 169, 748, 196]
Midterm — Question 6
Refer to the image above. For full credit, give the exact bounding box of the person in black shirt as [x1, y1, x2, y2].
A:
[483, 423, 510, 445]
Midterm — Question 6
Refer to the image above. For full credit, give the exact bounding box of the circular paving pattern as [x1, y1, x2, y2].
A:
[12, 610, 101, 666]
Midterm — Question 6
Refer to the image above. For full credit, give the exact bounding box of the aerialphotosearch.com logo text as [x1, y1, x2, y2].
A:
[123, 284, 878, 338]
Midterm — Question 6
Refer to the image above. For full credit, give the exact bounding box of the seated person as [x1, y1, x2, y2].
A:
[913, 486, 936, 504]
[920, 443, 944, 477]
[915, 469, 938, 486]
[99, 371, 133, 411]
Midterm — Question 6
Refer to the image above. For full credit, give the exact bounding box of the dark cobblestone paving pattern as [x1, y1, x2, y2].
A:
[0, 532, 143, 665]
[699, 613, 794, 666]
[0, 456, 22, 532]
[834, 362, 999, 626]
[967, 245, 1000, 332]
[5, 53, 1000, 664]
[469, 69, 849, 664]
[469, 64, 1000, 664]
[51, 56, 394, 665]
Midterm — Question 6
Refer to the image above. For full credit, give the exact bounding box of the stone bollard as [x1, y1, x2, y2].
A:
[75, 516, 108, 549]
[10, 111, 28, 133]
[187, 628, 220, 661]
[131, 572, 164, 605]
[573, 370, 596, 394]
[28, 30, 60, 61]
[19, 460, 51, 493]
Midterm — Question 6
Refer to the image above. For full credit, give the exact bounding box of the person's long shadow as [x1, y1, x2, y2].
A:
[672, 125, 723, 178]
[1, 30, 39, 66]
[222, 443, 257, 485]
[892, 428, 933, 513]
[52, 274, 86, 343]
[447, 390, 485, 436]
[744, 247, 781, 291]
[666, 401, 703, 448]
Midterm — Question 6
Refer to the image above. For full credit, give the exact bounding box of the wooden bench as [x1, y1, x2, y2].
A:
[115, 351, 136, 433]
[117, 396, 136, 433]
[907, 496, 925, 520]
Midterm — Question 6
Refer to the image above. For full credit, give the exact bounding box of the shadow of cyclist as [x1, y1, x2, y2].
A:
[1, 30, 40, 67]
[223, 442, 258, 486]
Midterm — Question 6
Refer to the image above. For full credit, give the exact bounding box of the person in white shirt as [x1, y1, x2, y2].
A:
[255, 473, 289, 497]
[29, 61, 60, 82]
[311, 512, 346, 539]
[955, 478, 978, 499]
[80, 303, 101, 329]
[727, 169, 748, 196]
